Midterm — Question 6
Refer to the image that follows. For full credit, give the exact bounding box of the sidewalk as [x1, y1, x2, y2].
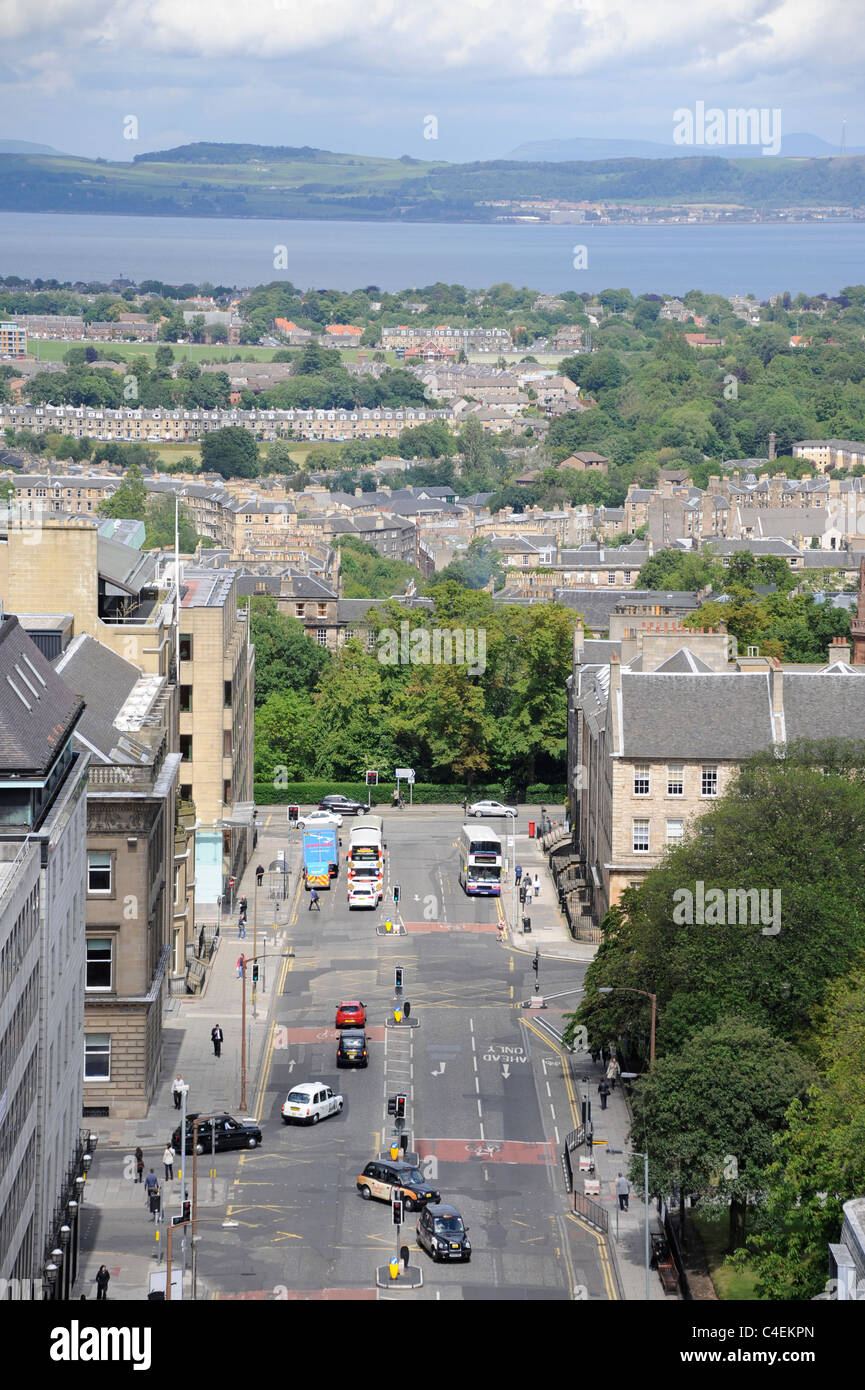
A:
[503, 808, 673, 1301]
[73, 813, 297, 1299]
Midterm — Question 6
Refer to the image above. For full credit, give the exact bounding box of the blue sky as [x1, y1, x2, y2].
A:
[1, 0, 863, 162]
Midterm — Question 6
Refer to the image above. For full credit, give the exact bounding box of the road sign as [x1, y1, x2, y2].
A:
[228, 877, 236, 887]
[395, 767, 415, 783]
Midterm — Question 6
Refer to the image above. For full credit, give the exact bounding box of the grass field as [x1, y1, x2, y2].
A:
[691, 1212, 760, 1300]
[148, 438, 349, 470]
[29, 341, 399, 367]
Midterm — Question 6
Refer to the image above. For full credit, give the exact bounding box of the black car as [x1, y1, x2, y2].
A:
[170, 1113, 262, 1155]
[319, 794, 368, 816]
[356, 1159, 440, 1210]
[416, 1203, 472, 1262]
[336, 1029, 369, 1068]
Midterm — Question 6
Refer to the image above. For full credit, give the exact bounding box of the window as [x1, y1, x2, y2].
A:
[224, 779, 232, 805]
[632, 819, 650, 853]
[179, 734, 192, 762]
[701, 765, 718, 797]
[84, 1034, 110, 1080]
[624, 570, 631, 584]
[180, 784, 192, 802]
[633, 765, 650, 796]
[224, 679, 232, 707]
[179, 685, 192, 712]
[666, 819, 684, 846]
[87, 851, 112, 895]
[86, 937, 113, 991]
[179, 634, 193, 662]
[223, 729, 232, 757]
[317, 603, 328, 618]
[343, 628, 355, 640]
[608, 571, 616, 585]
[295, 604, 305, 618]
[316, 628, 328, 646]
[667, 764, 684, 796]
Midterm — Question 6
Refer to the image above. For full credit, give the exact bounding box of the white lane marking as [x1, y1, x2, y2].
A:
[550, 1105, 556, 1121]
[554, 1126, 560, 1145]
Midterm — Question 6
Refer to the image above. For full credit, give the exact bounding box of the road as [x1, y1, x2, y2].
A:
[193, 809, 606, 1300]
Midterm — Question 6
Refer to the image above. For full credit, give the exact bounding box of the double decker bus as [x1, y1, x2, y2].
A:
[458, 824, 502, 896]
[346, 818, 385, 890]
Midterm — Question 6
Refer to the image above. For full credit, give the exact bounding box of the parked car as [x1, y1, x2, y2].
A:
[281, 1082, 343, 1125]
[171, 1113, 262, 1154]
[356, 1159, 440, 1210]
[348, 881, 380, 909]
[297, 808, 343, 829]
[319, 795, 369, 816]
[467, 800, 518, 819]
[416, 1204, 472, 1262]
[336, 1029, 369, 1068]
[335, 1000, 367, 1028]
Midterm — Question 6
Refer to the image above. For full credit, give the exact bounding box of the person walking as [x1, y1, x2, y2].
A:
[236, 953, 246, 978]
[171, 1075, 186, 1110]
[533, 873, 540, 899]
[606, 1055, 621, 1091]
[94, 1266, 110, 1301]
[134, 1146, 144, 1183]
[162, 1145, 175, 1182]
[616, 1173, 630, 1211]
[515, 864, 523, 886]
[237, 910, 247, 940]
[239, 894, 248, 916]
[143, 1169, 159, 1215]
[308, 888, 320, 911]
[211, 1024, 223, 1058]
[598, 1078, 611, 1111]
[255, 863, 265, 888]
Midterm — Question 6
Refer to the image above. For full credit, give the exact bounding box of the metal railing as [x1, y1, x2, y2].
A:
[573, 1190, 609, 1234]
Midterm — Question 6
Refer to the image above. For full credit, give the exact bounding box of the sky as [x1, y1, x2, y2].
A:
[1, 0, 864, 163]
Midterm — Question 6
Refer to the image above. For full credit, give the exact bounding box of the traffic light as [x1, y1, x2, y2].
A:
[366, 770, 379, 786]
[172, 1200, 191, 1226]
[393, 883, 400, 904]
[394, 965, 404, 992]
[251, 963, 259, 983]
[395, 1094, 407, 1121]
[404, 1001, 411, 1018]
[387, 1096, 397, 1116]
[392, 1196, 403, 1226]
[532, 950, 540, 974]
[288, 804, 299, 823]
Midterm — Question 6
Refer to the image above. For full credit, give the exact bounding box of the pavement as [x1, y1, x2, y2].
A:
[72, 804, 673, 1301]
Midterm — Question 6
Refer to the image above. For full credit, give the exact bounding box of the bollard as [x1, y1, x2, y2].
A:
[385, 919, 392, 934]
[394, 1007, 402, 1023]
[389, 1257, 400, 1281]
[390, 1142, 399, 1160]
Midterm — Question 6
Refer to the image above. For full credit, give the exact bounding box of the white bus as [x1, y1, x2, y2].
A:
[459, 824, 502, 896]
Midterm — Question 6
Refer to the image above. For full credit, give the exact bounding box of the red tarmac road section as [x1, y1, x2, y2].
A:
[218, 1289, 377, 1300]
[403, 921, 499, 933]
[273, 1025, 387, 1044]
[415, 1138, 555, 1164]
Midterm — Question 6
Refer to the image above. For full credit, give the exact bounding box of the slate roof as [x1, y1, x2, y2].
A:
[652, 649, 715, 674]
[98, 534, 157, 593]
[549, 589, 636, 631]
[784, 672, 865, 740]
[620, 673, 775, 759]
[55, 634, 153, 765]
[0, 615, 84, 776]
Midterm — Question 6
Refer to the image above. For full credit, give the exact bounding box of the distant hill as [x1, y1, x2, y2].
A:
[507, 133, 865, 161]
[0, 141, 864, 221]
[0, 138, 68, 156]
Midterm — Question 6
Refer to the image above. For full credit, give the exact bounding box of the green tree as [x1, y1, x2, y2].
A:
[309, 643, 396, 778]
[254, 689, 316, 783]
[246, 596, 330, 706]
[154, 344, 175, 369]
[144, 494, 200, 550]
[200, 426, 259, 479]
[98, 464, 147, 520]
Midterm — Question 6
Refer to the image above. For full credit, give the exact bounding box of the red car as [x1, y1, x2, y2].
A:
[335, 1000, 366, 1028]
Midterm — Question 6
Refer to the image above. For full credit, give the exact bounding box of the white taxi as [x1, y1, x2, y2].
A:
[281, 1082, 344, 1125]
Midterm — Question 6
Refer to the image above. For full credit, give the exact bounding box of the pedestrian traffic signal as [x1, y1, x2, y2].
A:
[532, 950, 539, 974]
[395, 1094, 407, 1120]
[172, 1201, 191, 1226]
[387, 1096, 397, 1116]
[365, 770, 379, 786]
[288, 804, 299, 823]
[392, 1196, 403, 1226]
[251, 963, 259, 983]
[394, 965, 403, 991]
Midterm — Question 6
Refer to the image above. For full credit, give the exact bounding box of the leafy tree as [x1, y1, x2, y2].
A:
[630, 1016, 812, 1250]
[98, 464, 147, 520]
[254, 690, 316, 782]
[246, 596, 330, 706]
[200, 426, 259, 479]
[397, 422, 457, 458]
[309, 643, 396, 778]
[144, 495, 200, 551]
[154, 344, 175, 369]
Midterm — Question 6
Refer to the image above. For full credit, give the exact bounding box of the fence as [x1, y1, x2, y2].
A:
[573, 1190, 609, 1234]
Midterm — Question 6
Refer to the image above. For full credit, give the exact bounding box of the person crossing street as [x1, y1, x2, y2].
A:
[308, 888, 320, 911]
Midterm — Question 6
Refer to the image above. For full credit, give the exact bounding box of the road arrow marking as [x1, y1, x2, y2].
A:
[502, 1064, 511, 1079]
[431, 1063, 446, 1076]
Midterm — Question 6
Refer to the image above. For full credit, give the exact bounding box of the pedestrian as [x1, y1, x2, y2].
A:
[94, 1265, 110, 1301]
[237, 911, 247, 940]
[239, 894, 247, 915]
[598, 1078, 611, 1111]
[211, 1023, 223, 1058]
[162, 1145, 175, 1182]
[171, 1075, 186, 1110]
[606, 1055, 621, 1091]
[143, 1169, 158, 1210]
[616, 1172, 630, 1211]
[462, 797, 468, 817]
[255, 863, 264, 887]
[590, 1048, 601, 1067]
[134, 1146, 144, 1183]
[515, 864, 523, 885]
[308, 887, 320, 911]
[533, 873, 540, 899]
[236, 953, 246, 978]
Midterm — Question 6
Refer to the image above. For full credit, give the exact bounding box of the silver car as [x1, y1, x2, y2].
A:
[468, 800, 518, 818]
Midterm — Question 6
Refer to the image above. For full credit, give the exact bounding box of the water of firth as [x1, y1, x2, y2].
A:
[0, 212, 862, 297]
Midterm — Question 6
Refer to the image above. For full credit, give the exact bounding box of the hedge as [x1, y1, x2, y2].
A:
[253, 781, 566, 807]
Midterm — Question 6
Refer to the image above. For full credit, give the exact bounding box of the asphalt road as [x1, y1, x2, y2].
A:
[193, 810, 601, 1300]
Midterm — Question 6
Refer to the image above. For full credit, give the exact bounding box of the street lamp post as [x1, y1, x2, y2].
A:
[598, 985, 657, 1066]
[59, 1224, 71, 1300]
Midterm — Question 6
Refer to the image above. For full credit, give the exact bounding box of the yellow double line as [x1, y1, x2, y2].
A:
[521, 1016, 618, 1301]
